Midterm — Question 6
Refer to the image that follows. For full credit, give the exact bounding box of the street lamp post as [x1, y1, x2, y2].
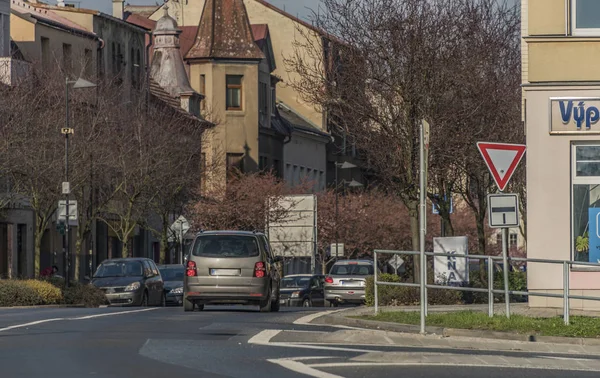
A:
[63, 77, 96, 287]
[334, 161, 361, 261]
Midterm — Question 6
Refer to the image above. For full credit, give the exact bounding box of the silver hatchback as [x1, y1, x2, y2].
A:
[324, 260, 375, 306]
[183, 231, 283, 312]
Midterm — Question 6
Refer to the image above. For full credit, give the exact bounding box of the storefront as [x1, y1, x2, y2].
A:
[525, 86, 600, 309]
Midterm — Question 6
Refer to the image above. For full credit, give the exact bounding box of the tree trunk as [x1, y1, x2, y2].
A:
[160, 216, 169, 264]
[34, 226, 44, 278]
[441, 213, 454, 237]
[122, 238, 129, 258]
[408, 199, 420, 283]
[74, 237, 82, 282]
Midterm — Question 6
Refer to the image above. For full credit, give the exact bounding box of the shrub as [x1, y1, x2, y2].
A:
[43, 276, 66, 291]
[22, 280, 63, 305]
[366, 274, 461, 307]
[0, 280, 44, 307]
[63, 282, 108, 307]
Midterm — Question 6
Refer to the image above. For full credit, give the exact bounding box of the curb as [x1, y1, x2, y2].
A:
[314, 309, 600, 347]
[0, 304, 86, 310]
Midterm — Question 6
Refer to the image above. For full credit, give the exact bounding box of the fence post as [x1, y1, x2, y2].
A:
[563, 261, 570, 326]
[488, 256, 494, 318]
[374, 251, 378, 315]
[424, 254, 428, 317]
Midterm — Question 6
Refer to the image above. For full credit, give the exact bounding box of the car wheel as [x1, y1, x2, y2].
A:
[141, 291, 149, 307]
[259, 287, 273, 313]
[325, 299, 337, 308]
[183, 298, 194, 312]
[302, 299, 312, 307]
[196, 304, 204, 311]
[160, 293, 166, 307]
[270, 290, 281, 312]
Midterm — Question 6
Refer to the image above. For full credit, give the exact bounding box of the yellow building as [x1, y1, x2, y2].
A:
[523, 0, 600, 309]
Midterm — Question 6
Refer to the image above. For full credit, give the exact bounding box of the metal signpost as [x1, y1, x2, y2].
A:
[477, 142, 526, 319]
[170, 216, 190, 264]
[419, 120, 429, 334]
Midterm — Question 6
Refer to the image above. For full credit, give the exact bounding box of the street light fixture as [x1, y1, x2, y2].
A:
[63, 76, 96, 287]
[334, 161, 362, 262]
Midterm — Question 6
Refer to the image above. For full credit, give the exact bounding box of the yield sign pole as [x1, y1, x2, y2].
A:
[477, 142, 526, 192]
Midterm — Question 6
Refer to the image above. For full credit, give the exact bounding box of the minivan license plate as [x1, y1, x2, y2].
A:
[210, 269, 240, 276]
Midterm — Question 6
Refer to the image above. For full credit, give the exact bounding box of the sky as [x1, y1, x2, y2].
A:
[66, 0, 322, 21]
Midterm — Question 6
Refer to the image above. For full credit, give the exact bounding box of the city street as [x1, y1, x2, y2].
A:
[0, 306, 599, 378]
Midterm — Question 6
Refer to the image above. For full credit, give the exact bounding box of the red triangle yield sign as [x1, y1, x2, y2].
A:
[477, 142, 526, 192]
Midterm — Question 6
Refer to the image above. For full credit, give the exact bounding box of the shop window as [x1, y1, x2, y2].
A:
[572, 0, 600, 36]
[226, 75, 243, 110]
[572, 144, 600, 263]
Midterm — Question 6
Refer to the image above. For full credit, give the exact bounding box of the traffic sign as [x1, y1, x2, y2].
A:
[62, 182, 70, 195]
[388, 255, 404, 271]
[168, 216, 190, 243]
[57, 200, 77, 221]
[330, 243, 344, 258]
[477, 142, 526, 192]
[488, 194, 519, 228]
[61, 128, 74, 134]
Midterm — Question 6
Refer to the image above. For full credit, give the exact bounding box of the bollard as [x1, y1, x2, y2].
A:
[563, 261, 570, 325]
[488, 256, 494, 317]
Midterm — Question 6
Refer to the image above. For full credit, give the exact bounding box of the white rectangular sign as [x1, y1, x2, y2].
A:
[57, 200, 78, 221]
[488, 194, 519, 228]
[267, 194, 316, 258]
[433, 236, 469, 285]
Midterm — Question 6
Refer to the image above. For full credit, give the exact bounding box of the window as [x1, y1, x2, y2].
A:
[84, 48, 93, 77]
[130, 48, 136, 88]
[200, 74, 206, 110]
[41, 37, 50, 67]
[192, 235, 260, 258]
[111, 42, 116, 74]
[62, 43, 72, 73]
[273, 159, 281, 178]
[572, 144, 600, 264]
[259, 82, 268, 124]
[509, 233, 518, 248]
[259, 156, 268, 171]
[572, 0, 600, 36]
[226, 153, 244, 178]
[226, 75, 243, 110]
[271, 87, 276, 114]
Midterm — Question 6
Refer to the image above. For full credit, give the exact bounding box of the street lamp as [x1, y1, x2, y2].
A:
[334, 161, 362, 261]
[63, 77, 96, 287]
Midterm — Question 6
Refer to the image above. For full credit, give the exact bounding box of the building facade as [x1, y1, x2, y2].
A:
[523, 0, 600, 309]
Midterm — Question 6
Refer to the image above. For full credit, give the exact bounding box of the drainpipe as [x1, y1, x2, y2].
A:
[145, 31, 153, 112]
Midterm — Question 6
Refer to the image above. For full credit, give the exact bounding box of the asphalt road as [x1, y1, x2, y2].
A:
[0, 305, 598, 378]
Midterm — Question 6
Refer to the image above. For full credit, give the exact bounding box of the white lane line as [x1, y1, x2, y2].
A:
[0, 308, 160, 333]
[0, 318, 65, 333]
[72, 308, 158, 320]
[543, 356, 595, 362]
[268, 358, 344, 378]
[248, 329, 281, 344]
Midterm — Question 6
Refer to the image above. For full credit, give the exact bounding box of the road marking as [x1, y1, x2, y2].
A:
[71, 308, 158, 320]
[248, 330, 382, 353]
[293, 309, 364, 330]
[544, 356, 595, 362]
[0, 318, 65, 333]
[268, 358, 344, 378]
[0, 308, 160, 333]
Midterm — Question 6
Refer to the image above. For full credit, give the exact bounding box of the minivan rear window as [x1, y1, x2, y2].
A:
[192, 235, 260, 258]
[330, 264, 374, 276]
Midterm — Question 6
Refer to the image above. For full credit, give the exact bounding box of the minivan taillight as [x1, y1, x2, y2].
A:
[254, 262, 266, 278]
[186, 261, 197, 277]
[325, 276, 333, 284]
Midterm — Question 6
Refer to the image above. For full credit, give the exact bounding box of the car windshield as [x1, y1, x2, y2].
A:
[281, 276, 311, 288]
[192, 235, 260, 258]
[94, 261, 143, 278]
[159, 266, 185, 281]
[330, 264, 374, 276]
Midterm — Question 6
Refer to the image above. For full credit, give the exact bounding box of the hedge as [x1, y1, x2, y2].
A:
[0, 279, 107, 307]
[365, 270, 528, 307]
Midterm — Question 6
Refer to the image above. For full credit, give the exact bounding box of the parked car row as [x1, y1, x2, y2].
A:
[91, 230, 377, 310]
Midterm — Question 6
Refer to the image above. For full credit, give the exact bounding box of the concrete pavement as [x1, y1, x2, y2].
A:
[0, 305, 599, 377]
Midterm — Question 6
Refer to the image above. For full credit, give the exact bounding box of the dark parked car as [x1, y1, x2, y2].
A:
[158, 264, 185, 306]
[279, 274, 325, 307]
[92, 258, 165, 306]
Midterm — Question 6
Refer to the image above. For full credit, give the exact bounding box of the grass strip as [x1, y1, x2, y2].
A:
[356, 311, 600, 338]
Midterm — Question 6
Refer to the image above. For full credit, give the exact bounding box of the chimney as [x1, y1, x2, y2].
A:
[112, 0, 124, 20]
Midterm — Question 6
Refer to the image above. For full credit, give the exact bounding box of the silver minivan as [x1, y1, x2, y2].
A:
[183, 231, 283, 312]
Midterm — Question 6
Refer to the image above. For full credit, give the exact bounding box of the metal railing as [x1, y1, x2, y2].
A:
[373, 249, 600, 331]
